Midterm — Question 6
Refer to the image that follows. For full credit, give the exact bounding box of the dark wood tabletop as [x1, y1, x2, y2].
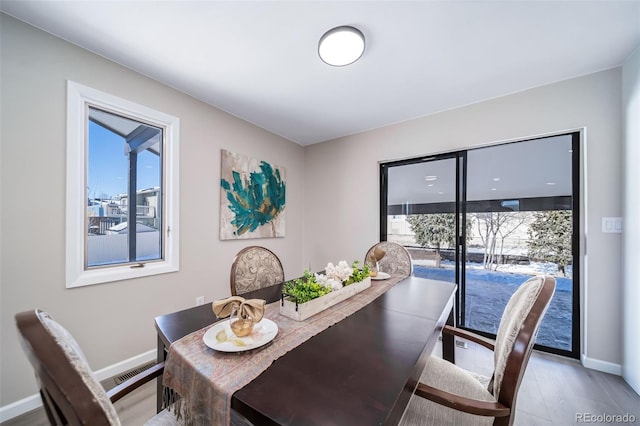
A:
[154, 276, 456, 425]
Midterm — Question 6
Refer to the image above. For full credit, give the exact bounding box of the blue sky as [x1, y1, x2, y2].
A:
[88, 121, 161, 199]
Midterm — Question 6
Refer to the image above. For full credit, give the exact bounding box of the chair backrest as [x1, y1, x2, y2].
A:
[230, 246, 285, 296]
[15, 309, 121, 425]
[364, 241, 413, 277]
[491, 275, 556, 413]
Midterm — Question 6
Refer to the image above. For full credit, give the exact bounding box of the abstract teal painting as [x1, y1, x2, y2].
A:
[220, 149, 286, 239]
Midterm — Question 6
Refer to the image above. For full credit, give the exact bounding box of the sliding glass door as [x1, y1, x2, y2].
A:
[382, 154, 460, 286]
[463, 135, 578, 355]
[380, 133, 580, 358]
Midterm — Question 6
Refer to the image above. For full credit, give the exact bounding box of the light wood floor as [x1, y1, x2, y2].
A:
[4, 343, 639, 425]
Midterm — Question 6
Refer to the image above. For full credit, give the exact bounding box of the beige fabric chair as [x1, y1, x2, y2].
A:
[230, 246, 284, 296]
[400, 275, 556, 426]
[364, 241, 413, 277]
[15, 309, 179, 426]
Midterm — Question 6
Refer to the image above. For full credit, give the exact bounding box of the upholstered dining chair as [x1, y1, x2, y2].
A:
[400, 275, 556, 426]
[364, 241, 413, 277]
[230, 246, 285, 296]
[15, 309, 179, 426]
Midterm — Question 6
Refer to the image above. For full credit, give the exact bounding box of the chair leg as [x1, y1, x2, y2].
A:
[40, 389, 66, 425]
[493, 415, 512, 426]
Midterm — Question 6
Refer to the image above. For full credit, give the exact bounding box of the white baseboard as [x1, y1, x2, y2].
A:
[582, 354, 622, 376]
[0, 394, 43, 424]
[0, 349, 156, 423]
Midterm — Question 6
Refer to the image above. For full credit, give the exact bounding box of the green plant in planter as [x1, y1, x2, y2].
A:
[345, 261, 370, 285]
[283, 270, 331, 304]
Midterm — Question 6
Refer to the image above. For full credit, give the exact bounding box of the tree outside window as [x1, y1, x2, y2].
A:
[527, 210, 573, 276]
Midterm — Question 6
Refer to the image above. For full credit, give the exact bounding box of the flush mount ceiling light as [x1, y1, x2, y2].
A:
[318, 26, 365, 66]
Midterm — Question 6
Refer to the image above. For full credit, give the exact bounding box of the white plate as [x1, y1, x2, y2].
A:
[371, 272, 391, 280]
[203, 318, 278, 352]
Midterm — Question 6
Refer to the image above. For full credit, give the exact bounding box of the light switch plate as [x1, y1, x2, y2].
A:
[602, 217, 622, 233]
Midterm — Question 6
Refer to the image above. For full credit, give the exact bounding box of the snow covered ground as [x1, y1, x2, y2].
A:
[413, 258, 573, 279]
[412, 262, 574, 351]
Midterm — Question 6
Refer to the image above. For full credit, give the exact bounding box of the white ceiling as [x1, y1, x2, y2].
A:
[387, 134, 573, 206]
[2, 1, 639, 146]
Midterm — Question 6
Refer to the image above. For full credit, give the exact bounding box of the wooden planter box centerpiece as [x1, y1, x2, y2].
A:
[280, 261, 371, 321]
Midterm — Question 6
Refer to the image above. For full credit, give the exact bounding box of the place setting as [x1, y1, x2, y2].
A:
[205, 296, 278, 352]
[367, 246, 390, 280]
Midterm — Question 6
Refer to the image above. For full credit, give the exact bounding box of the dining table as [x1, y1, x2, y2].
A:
[154, 274, 456, 425]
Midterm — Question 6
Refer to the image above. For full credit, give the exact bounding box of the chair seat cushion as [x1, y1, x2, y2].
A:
[466, 369, 492, 389]
[400, 356, 495, 426]
[144, 408, 180, 426]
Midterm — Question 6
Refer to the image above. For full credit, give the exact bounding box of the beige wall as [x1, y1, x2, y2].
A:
[0, 14, 304, 406]
[304, 69, 624, 370]
[622, 44, 640, 394]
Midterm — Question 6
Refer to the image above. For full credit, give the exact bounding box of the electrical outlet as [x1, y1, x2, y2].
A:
[455, 339, 468, 349]
[195, 296, 205, 306]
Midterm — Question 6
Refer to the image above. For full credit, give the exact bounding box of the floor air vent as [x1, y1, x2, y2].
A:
[114, 362, 156, 384]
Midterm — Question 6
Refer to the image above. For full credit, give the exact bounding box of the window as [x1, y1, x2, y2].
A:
[66, 81, 179, 288]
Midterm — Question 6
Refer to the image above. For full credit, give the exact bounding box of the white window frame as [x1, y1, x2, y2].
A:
[66, 81, 180, 288]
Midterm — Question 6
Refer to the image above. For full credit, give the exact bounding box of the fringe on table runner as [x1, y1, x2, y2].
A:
[162, 386, 192, 424]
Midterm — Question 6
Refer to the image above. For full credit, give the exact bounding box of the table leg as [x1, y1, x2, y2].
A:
[157, 335, 166, 413]
[442, 309, 455, 364]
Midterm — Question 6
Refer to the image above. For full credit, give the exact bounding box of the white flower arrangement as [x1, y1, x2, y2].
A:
[315, 260, 369, 292]
[314, 273, 343, 291]
[325, 260, 354, 282]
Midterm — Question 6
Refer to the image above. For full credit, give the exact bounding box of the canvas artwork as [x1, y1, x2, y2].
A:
[220, 149, 286, 240]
